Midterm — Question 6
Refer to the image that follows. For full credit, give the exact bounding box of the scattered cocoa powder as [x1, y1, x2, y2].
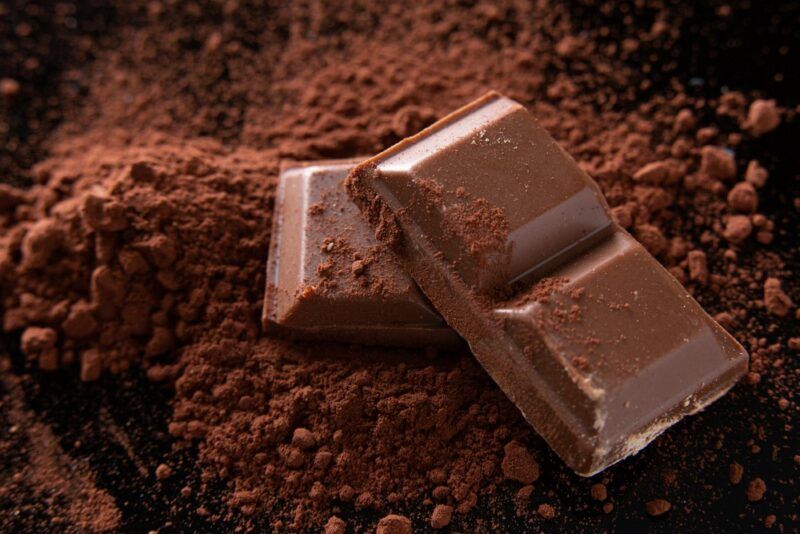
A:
[1, 1, 797, 531]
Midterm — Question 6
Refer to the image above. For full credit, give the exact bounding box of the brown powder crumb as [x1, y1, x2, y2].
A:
[537, 503, 556, 520]
[516, 485, 534, 501]
[746, 478, 767, 502]
[324, 516, 346, 534]
[590, 483, 608, 502]
[376, 514, 412, 534]
[727, 182, 758, 213]
[686, 250, 709, 284]
[20, 326, 58, 371]
[745, 371, 761, 385]
[743, 99, 781, 136]
[645, 499, 671, 516]
[745, 160, 769, 188]
[155, 463, 173, 480]
[0, 77, 21, 97]
[763, 278, 793, 316]
[729, 462, 744, 485]
[673, 109, 696, 132]
[79, 349, 103, 382]
[723, 215, 753, 243]
[501, 441, 540, 484]
[763, 514, 776, 528]
[430, 504, 453, 529]
[351, 259, 368, 276]
[633, 161, 674, 184]
[603, 502, 614, 514]
[700, 146, 736, 181]
[291, 428, 316, 450]
[788, 337, 800, 351]
[634, 224, 667, 256]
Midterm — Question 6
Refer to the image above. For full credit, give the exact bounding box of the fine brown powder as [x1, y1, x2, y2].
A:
[1, 1, 797, 531]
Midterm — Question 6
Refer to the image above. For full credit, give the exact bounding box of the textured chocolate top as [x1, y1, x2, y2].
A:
[346, 92, 749, 475]
[263, 160, 459, 348]
[365, 94, 612, 291]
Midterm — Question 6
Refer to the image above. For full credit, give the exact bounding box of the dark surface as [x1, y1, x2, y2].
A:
[1, 1, 798, 532]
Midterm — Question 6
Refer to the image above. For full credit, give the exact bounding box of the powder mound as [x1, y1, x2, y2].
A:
[1, 135, 273, 378]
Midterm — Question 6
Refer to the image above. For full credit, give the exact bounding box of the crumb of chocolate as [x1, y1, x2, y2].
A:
[155, 463, 173, 480]
[430, 504, 453, 529]
[745, 160, 769, 188]
[376, 514, 412, 534]
[743, 99, 781, 136]
[723, 215, 753, 243]
[763, 278, 793, 316]
[537, 503, 556, 520]
[645, 499, 671, 516]
[0, 77, 20, 97]
[746, 478, 766, 502]
[729, 462, 744, 485]
[727, 182, 758, 213]
[590, 483, 608, 501]
[325, 516, 346, 534]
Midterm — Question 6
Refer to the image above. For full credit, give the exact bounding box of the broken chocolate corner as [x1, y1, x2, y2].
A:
[346, 91, 748, 475]
[263, 159, 461, 348]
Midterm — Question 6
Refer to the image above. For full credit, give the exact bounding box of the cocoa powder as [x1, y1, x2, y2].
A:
[1, 1, 798, 531]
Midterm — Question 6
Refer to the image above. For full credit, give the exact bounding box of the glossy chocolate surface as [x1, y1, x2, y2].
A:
[347, 92, 748, 475]
[263, 160, 459, 348]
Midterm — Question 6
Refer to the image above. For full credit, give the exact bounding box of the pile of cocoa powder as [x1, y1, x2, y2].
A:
[1, 1, 797, 531]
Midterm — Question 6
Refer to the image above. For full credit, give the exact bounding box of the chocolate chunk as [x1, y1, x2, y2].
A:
[347, 92, 748, 476]
[263, 160, 460, 348]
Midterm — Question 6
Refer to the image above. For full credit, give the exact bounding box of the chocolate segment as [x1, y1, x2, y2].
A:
[263, 160, 460, 348]
[346, 92, 748, 475]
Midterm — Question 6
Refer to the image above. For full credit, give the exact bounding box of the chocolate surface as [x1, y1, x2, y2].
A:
[264, 160, 459, 347]
[347, 92, 749, 475]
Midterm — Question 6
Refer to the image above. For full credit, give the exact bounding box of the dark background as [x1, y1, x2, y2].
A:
[1, 1, 798, 532]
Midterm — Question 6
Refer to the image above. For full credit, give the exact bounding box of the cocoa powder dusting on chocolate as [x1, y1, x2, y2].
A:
[1, 1, 798, 531]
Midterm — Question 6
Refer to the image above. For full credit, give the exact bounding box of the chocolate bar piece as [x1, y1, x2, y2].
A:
[346, 92, 748, 475]
[263, 160, 460, 348]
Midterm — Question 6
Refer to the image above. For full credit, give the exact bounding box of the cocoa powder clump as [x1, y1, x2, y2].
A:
[646, 499, 672, 516]
[746, 478, 767, 502]
[377, 514, 412, 534]
[501, 441, 540, 484]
